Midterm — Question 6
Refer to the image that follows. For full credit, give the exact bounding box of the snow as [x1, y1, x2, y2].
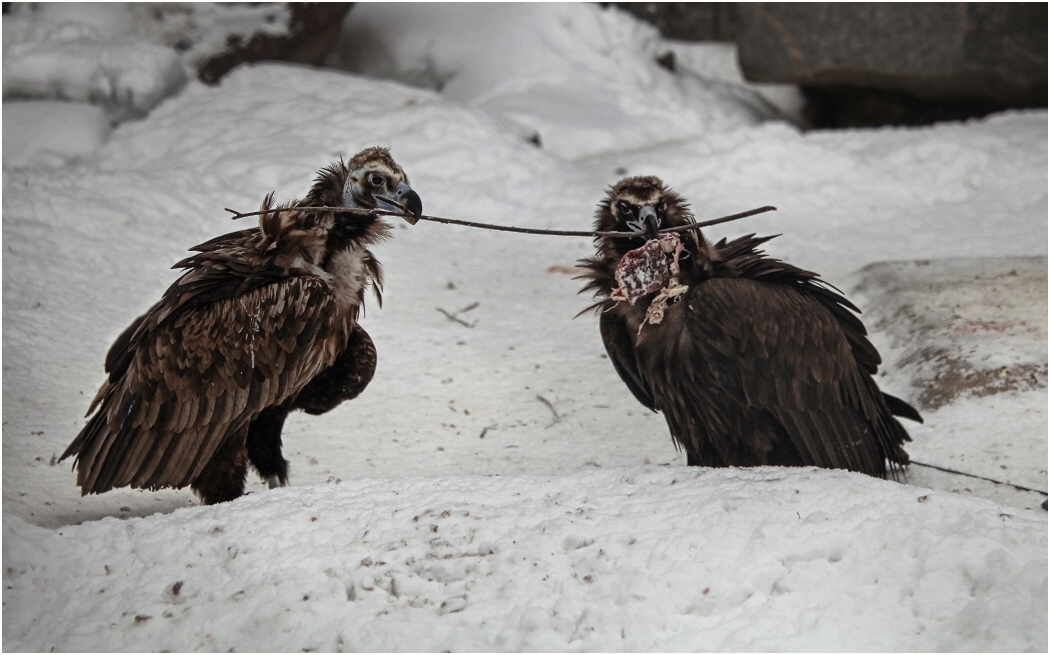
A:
[579, 115, 1048, 282]
[851, 257, 1048, 508]
[3, 3, 1047, 651]
[5, 468, 1046, 652]
[2, 100, 110, 167]
[658, 40, 806, 125]
[853, 258, 1047, 393]
[2, 2, 291, 120]
[2, 7, 186, 120]
[329, 4, 784, 160]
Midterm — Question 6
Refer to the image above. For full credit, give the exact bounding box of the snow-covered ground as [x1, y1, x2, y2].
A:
[3, 4, 1047, 651]
[852, 257, 1048, 509]
[5, 468, 1046, 652]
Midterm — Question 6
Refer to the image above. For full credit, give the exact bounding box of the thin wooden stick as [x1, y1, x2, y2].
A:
[910, 460, 1048, 496]
[223, 205, 778, 239]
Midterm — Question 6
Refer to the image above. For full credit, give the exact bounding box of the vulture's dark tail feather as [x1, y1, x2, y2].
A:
[882, 393, 924, 424]
[90, 392, 142, 493]
[105, 314, 146, 379]
[60, 411, 96, 464]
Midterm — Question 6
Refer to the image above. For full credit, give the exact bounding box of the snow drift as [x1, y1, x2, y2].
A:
[5, 467, 1046, 652]
[329, 3, 794, 160]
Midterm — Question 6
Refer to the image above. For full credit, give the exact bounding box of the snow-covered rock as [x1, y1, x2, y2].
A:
[2, 5, 186, 121]
[329, 3, 776, 160]
[1, 2, 316, 121]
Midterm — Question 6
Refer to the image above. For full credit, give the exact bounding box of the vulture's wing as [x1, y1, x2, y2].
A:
[674, 277, 908, 475]
[600, 311, 657, 412]
[65, 275, 341, 494]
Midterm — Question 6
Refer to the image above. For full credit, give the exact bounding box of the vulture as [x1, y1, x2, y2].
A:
[61, 147, 423, 504]
[577, 176, 921, 478]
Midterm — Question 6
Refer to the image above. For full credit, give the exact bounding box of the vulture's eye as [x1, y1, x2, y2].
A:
[617, 200, 633, 216]
[367, 173, 385, 188]
[656, 200, 666, 214]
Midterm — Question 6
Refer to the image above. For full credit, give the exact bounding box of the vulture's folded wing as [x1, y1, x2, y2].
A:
[65, 276, 341, 494]
[600, 311, 657, 412]
[677, 277, 909, 475]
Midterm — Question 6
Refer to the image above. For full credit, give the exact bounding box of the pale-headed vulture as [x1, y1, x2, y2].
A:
[62, 147, 423, 504]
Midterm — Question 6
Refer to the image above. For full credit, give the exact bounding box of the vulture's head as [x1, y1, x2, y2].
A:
[593, 176, 693, 260]
[341, 147, 423, 224]
[260, 148, 423, 271]
[299, 147, 423, 229]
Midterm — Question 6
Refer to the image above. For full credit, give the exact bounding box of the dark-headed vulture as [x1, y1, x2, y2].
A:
[62, 147, 423, 504]
[578, 176, 920, 478]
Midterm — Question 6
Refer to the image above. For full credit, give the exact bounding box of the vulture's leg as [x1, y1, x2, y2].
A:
[293, 325, 377, 416]
[243, 326, 376, 489]
[765, 434, 806, 468]
[246, 404, 290, 488]
[191, 424, 249, 505]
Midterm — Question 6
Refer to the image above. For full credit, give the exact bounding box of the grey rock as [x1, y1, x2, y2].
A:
[733, 3, 1047, 102]
[611, 3, 736, 41]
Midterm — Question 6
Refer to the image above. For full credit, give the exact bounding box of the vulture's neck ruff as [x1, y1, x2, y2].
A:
[256, 149, 422, 313]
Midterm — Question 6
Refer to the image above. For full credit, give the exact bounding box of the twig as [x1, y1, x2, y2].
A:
[536, 394, 560, 428]
[479, 424, 497, 439]
[910, 460, 1048, 496]
[223, 205, 777, 239]
[436, 308, 477, 328]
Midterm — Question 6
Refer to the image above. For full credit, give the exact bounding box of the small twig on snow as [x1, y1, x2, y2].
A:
[536, 394, 560, 428]
[436, 307, 478, 328]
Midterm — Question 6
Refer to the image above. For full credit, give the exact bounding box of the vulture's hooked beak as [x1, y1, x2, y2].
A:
[627, 205, 661, 239]
[374, 181, 423, 225]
